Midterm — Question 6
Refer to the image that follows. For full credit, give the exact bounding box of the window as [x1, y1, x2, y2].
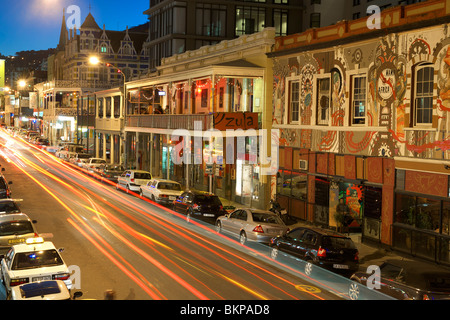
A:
[273, 9, 288, 36]
[317, 77, 330, 125]
[196, 4, 226, 37]
[290, 81, 300, 123]
[236, 6, 266, 36]
[351, 75, 367, 125]
[310, 13, 320, 28]
[414, 63, 434, 125]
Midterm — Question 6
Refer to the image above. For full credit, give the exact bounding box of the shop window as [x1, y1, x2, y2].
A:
[395, 193, 441, 232]
[364, 186, 382, 219]
[351, 75, 366, 125]
[443, 202, 450, 235]
[413, 63, 434, 126]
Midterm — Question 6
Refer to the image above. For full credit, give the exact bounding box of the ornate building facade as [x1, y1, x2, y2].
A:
[270, 0, 450, 265]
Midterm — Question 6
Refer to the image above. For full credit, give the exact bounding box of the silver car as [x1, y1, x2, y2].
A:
[215, 208, 289, 244]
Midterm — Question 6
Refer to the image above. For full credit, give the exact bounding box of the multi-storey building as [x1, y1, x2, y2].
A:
[38, 12, 149, 152]
[123, 28, 277, 208]
[143, 0, 303, 71]
[270, 0, 450, 264]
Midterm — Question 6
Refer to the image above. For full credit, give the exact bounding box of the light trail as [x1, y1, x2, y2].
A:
[0, 130, 341, 300]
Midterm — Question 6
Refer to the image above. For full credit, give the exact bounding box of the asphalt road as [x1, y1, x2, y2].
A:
[0, 130, 347, 302]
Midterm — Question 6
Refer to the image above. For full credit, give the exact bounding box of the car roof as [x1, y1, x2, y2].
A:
[11, 280, 70, 300]
[0, 213, 32, 222]
[292, 226, 349, 237]
[130, 170, 151, 173]
[186, 190, 215, 195]
[154, 179, 180, 184]
[12, 241, 56, 253]
[0, 199, 22, 203]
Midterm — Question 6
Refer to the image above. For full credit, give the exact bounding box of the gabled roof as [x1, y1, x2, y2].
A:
[81, 13, 101, 30]
[105, 30, 148, 54]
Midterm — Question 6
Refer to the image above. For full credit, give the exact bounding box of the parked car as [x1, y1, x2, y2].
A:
[94, 164, 125, 183]
[0, 172, 13, 199]
[116, 170, 152, 193]
[69, 153, 92, 167]
[216, 208, 289, 244]
[33, 138, 49, 149]
[0, 199, 22, 214]
[172, 190, 227, 223]
[57, 144, 84, 160]
[139, 179, 183, 206]
[0, 214, 38, 254]
[269, 226, 359, 275]
[350, 259, 450, 300]
[0, 237, 72, 293]
[82, 158, 107, 172]
[8, 280, 83, 300]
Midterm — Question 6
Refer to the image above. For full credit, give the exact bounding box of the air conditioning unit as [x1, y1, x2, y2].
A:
[299, 159, 308, 170]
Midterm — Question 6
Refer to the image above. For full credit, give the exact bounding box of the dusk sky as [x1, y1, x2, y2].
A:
[0, 0, 149, 56]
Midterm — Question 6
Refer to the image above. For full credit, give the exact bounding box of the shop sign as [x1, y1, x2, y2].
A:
[213, 112, 258, 131]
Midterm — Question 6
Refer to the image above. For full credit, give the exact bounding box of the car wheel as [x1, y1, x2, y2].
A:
[215, 221, 222, 233]
[187, 208, 193, 223]
[139, 190, 144, 198]
[270, 247, 279, 260]
[126, 184, 130, 194]
[151, 195, 155, 202]
[239, 231, 247, 245]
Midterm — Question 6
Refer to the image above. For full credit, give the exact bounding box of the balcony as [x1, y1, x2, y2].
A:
[43, 79, 121, 91]
[126, 114, 213, 131]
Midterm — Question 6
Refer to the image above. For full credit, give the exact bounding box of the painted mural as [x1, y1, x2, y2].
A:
[273, 23, 450, 161]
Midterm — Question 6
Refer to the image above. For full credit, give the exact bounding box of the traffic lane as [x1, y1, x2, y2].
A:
[0, 135, 342, 300]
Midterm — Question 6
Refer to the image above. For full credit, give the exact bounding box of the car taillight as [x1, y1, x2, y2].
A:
[317, 246, 327, 257]
[423, 294, 431, 300]
[160, 194, 168, 198]
[253, 225, 264, 233]
[193, 204, 199, 209]
[131, 179, 135, 183]
[10, 278, 29, 287]
[53, 273, 70, 281]
[354, 251, 359, 261]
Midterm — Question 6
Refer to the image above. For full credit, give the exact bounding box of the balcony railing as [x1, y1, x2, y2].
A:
[126, 114, 213, 131]
[43, 79, 121, 90]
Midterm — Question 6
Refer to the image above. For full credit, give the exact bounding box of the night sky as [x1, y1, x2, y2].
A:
[0, 0, 149, 56]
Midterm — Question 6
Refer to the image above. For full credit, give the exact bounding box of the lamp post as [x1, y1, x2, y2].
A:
[89, 56, 127, 167]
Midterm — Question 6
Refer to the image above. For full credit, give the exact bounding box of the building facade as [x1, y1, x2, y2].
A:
[38, 12, 149, 151]
[270, 0, 450, 265]
[144, 0, 303, 71]
[125, 28, 277, 209]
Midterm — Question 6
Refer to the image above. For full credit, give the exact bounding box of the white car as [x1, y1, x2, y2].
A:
[139, 179, 183, 206]
[8, 280, 83, 300]
[83, 158, 107, 171]
[0, 237, 72, 293]
[116, 170, 152, 193]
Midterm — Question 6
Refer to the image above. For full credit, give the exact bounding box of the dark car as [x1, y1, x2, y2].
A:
[269, 226, 359, 275]
[0, 199, 22, 214]
[172, 191, 227, 223]
[0, 173, 12, 199]
[95, 164, 125, 183]
[350, 259, 450, 300]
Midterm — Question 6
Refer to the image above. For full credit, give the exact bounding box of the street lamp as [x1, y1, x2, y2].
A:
[89, 56, 127, 167]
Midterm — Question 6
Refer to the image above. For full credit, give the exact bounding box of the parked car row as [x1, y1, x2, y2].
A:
[0, 159, 81, 300]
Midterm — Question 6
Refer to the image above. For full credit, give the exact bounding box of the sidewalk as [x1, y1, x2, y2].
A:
[218, 197, 450, 273]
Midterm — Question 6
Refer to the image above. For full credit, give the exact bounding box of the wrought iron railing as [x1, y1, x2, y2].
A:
[126, 114, 213, 131]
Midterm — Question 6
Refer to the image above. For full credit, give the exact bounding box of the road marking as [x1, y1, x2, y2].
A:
[295, 284, 321, 294]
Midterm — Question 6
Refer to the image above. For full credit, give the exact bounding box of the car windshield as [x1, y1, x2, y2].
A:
[252, 212, 283, 225]
[12, 249, 64, 270]
[0, 221, 34, 236]
[195, 195, 222, 205]
[0, 202, 20, 213]
[158, 182, 181, 191]
[321, 236, 356, 249]
[134, 172, 151, 179]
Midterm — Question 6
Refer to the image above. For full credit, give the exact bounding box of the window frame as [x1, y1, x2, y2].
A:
[315, 74, 331, 126]
[287, 78, 300, 124]
[413, 63, 434, 127]
[350, 73, 367, 126]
